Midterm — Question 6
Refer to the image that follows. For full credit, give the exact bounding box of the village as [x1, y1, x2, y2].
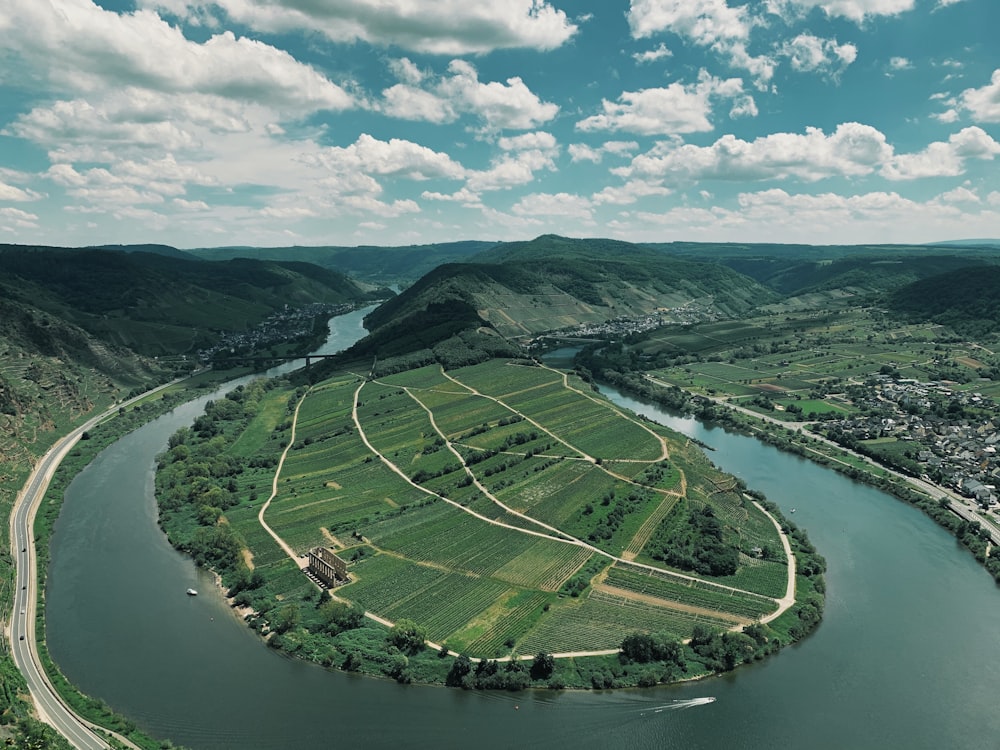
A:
[822, 375, 1000, 509]
[198, 302, 357, 364]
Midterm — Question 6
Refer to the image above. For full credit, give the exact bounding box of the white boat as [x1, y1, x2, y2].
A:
[186, 588, 198, 596]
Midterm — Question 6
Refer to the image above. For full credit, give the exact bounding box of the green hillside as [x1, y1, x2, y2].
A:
[0, 245, 384, 356]
[362, 235, 775, 348]
[888, 264, 1000, 338]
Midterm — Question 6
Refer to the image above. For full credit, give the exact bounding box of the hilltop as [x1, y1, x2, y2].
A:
[355, 235, 775, 362]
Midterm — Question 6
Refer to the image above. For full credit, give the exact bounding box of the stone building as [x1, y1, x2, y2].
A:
[307, 546, 348, 588]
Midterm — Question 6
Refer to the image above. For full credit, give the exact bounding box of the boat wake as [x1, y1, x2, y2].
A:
[644, 697, 716, 714]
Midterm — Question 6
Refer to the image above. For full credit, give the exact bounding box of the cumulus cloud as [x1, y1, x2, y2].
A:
[779, 34, 857, 75]
[420, 187, 483, 206]
[0, 207, 40, 228]
[592, 180, 672, 205]
[381, 59, 558, 131]
[889, 56, 912, 70]
[576, 71, 752, 135]
[633, 43, 673, 63]
[3, 0, 351, 112]
[628, 0, 751, 44]
[310, 134, 466, 181]
[767, 0, 915, 23]
[569, 141, 639, 163]
[618, 122, 893, 182]
[958, 69, 1000, 123]
[465, 146, 557, 192]
[936, 186, 979, 203]
[141, 0, 577, 55]
[0, 180, 42, 202]
[882, 127, 1000, 179]
[511, 192, 594, 220]
[625, 2, 776, 87]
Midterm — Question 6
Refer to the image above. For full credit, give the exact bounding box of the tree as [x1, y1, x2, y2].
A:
[389, 618, 428, 655]
[272, 603, 300, 634]
[530, 651, 555, 680]
[447, 654, 472, 687]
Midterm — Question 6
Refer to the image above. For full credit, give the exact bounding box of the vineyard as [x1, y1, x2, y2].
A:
[175, 357, 793, 658]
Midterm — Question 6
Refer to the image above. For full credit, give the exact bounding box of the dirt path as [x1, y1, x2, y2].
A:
[257, 388, 310, 570]
[257, 367, 798, 660]
[755, 500, 797, 624]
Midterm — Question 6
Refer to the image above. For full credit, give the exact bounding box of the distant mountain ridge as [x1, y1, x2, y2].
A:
[188, 240, 497, 283]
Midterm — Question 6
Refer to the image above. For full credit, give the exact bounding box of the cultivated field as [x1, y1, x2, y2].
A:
[227, 359, 791, 657]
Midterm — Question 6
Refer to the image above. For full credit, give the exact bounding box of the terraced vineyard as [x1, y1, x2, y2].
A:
[179, 358, 795, 658]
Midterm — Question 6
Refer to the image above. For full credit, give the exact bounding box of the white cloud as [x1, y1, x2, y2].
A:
[465, 147, 557, 192]
[722, 42, 776, 89]
[619, 122, 892, 182]
[779, 34, 857, 75]
[959, 69, 1000, 123]
[625, 2, 773, 88]
[381, 59, 558, 131]
[988, 191, 1000, 207]
[936, 186, 979, 204]
[0, 181, 42, 202]
[569, 141, 640, 163]
[882, 127, 1000, 180]
[381, 84, 456, 124]
[933, 109, 960, 124]
[0, 207, 40, 227]
[420, 187, 483, 206]
[767, 0, 915, 23]
[172, 198, 210, 211]
[511, 192, 594, 220]
[592, 180, 672, 205]
[4, 0, 352, 112]
[260, 206, 319, 219]
[310, 134, 466, 181]
[633, 43, 673, 63]
[628, 0, 751, 44]
[569, 144, 602, 163]
[576, 71, 752, 135]
[889, 56, 912, 70]
[142, 0, 577, 55]
[498, 132, 558, 152]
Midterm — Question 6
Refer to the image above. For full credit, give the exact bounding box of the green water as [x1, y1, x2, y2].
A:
[45, 335, 1000, 749]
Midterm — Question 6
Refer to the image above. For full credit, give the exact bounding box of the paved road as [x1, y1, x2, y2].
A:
[645, 375, 1000, 545]
[8, 383, 182, 749]
[9, 417, 112, 749]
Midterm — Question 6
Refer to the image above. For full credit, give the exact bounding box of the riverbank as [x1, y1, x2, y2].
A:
[592, 367, 1000, 581]
[45, 346, 1000, 749]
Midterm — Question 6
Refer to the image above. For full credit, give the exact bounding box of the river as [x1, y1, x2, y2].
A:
[45, 331, 1000, 749]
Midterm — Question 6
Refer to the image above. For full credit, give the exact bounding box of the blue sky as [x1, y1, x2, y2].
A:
[1, 0, 998, 248]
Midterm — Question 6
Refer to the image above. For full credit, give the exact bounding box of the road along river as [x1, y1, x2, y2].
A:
[44, 327, 1000, 749]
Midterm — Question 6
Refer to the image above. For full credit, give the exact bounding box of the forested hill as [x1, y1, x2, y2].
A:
[720, 255, 993, 298]
[887, 265, 1000, 338]
[359, 235, 774, 350]
[188, 240, 496, 283]
[0, 245, 384, 356]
